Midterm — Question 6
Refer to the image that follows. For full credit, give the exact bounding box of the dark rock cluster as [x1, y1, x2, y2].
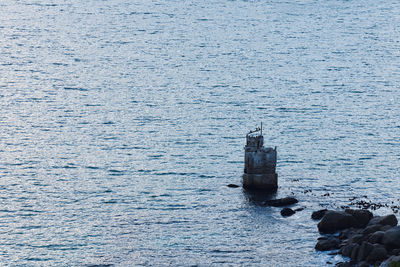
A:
[313, 209, 400, 266]
[263, 197, 299, 217]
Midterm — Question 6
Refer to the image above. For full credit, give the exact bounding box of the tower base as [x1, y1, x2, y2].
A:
[242, 173, 278, 190]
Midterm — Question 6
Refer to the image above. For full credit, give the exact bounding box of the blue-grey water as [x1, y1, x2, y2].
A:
[1, 0, 400, 266]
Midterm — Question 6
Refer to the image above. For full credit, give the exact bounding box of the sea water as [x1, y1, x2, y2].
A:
[1, 0, 399, 265]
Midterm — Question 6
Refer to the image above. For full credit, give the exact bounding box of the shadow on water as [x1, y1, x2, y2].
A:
[242, 187, 277, 205]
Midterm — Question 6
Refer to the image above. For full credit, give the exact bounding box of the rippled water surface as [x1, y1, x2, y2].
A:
[1, 0, 400, 266]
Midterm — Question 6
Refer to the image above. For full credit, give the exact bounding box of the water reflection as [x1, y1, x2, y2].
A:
[242, 187, 277, 204]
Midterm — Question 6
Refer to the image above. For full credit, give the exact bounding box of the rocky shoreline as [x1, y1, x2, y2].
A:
[314, 209, 400, 267]
[228, 184, 400, 266]
[229, 185, 400, 266]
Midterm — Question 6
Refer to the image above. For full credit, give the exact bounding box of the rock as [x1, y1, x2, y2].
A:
[381, 225, 393, 232]
[227, 184, 240, 188]
[369, 216, 381, 225]
[281, 208, 295, 217]
[264, 197, 298, 207]
[350, 243, 360, 261]
[294, 207, 304, 212]
[367, 244, 388, 263]
[314, 211, 399, 266]
[345, 209, 373, 228]
[363, 224, 382, 235]
[337, 262, 352, 267]
[390, 248, 400, 256]
[383, 226, 400, 249]
[318, 211, 358, 234]
[358, 261, 369, 267]
[379, 255, 400, 267]
[315, 237, 340, 251]
[357, 241, 374, 261]
[339, 228, 356, 240]
[348, 233, 364, 245]
[340, 243, 359, 257]
[369, 231, 385, 244]
[368, 215, 398, 227]
[380, 215, 398, 227]
[312, 209, 328, 220]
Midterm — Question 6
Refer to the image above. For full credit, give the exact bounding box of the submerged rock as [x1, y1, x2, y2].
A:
[263, 197, 298, 207]
[281, 208, 295, 217]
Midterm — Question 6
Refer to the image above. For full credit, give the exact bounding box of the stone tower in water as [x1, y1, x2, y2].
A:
[243, 124, 278, 189]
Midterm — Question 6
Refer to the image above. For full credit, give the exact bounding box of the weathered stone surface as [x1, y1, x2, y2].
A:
[318, 211, 358, 234]
[263, 197, 298, 207]
[340, 243, 359, 257]
[381, 225, 393, 232]
[315, 211, 399, 266]
[383, 226, 400, 250]
[348, 233, 364, 245]
[281, 208, 295, 217]
[357, 241, 374, 262]
[358, 261, 369, 267]
[369, 231, 385, 244]
[315, 237, 340, 251]
[369, 216, 381, 225]
[380, 215, 398, 227]
[350, 243, 360, 261]
[368, 215, 398, 227]
[363, 224, 382, 235]
[367, 244, 387, 263]
[312, 209, 328, 220]
[339, 228, 358, 240]
[345, 209, 373, 228]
